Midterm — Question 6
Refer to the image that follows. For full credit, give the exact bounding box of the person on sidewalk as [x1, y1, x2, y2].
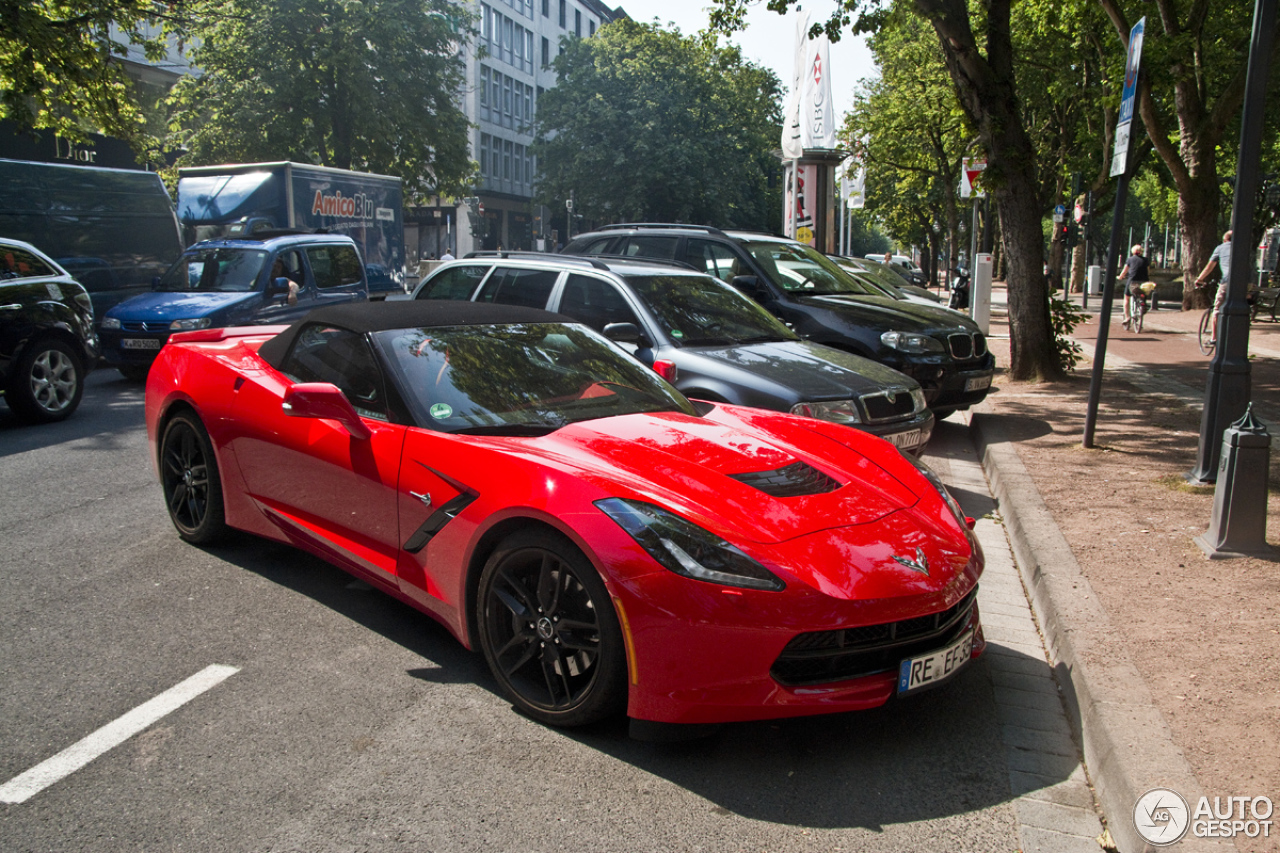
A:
[1120, 244, 1150, 328]
[1196, 230, 1232, 343]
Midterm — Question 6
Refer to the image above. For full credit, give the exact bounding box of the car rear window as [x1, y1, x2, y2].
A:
[307, 245, 364, 289]
[418, 265, 488, 300]
[0, 246, 58, 280]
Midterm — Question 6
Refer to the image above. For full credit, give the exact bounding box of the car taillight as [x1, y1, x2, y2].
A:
[653, 359, 678, 383]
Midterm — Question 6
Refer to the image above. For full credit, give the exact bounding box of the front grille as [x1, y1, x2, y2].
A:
[771, 588, 977, 685]
[947, 332, 988, 361]
[729, 461, 840, 498]
[120, 321, 166, 333]
[860, 387, 916, 423]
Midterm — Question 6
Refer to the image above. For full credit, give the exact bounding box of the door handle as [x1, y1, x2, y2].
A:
[410, 491, 432, 507]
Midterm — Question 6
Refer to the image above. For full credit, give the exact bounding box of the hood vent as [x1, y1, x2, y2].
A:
[729, 461, 841, 498]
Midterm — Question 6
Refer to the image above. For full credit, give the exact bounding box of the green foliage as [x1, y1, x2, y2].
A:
[0, 0, 180, 153]
[532, 20, 782, 229]
[1049, 291, 1090, 371]
[166, 0, 474, 196]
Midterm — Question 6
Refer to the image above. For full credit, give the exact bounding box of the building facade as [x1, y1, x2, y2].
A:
[409, 0, 625, 262]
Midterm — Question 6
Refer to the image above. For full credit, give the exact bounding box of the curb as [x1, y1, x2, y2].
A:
[968, 406, 1235, 853]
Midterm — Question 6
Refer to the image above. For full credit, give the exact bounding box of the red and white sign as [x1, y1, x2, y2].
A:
[960, 158, 987, 198]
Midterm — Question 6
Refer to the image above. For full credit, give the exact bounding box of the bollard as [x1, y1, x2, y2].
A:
[1195, 404, 1275, 559]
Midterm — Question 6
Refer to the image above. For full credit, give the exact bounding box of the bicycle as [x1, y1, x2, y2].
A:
[1127, 282, 1154, 333]
[1198, 307, 1216, 354]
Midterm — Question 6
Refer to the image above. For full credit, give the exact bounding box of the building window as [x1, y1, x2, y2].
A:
[480, 134, 491, 178]
[574, 9, 581, 37]
[503, 140, 513, 180]
[589, 19, 595, 36]
[558, 0, 565, 28]
[479, 66, 489, 120]
[541, 36, 549, 66]
[542, 0, 549, 16]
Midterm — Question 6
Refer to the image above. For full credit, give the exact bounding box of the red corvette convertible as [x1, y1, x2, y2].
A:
[145, 301, 984, 729]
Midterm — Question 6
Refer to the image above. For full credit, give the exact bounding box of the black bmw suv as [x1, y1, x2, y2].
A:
[563, 226, 995, 418]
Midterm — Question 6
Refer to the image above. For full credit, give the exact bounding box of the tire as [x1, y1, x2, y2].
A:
[5, 337, 84, 423]
[119, 365, 150, 382]
[476, 529, 627, 727]
[159, 412, 227, 545]
[1132, 298, 1144, 333]
[1198, 308, 1216, 355]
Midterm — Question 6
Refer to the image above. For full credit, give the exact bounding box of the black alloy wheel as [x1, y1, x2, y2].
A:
[477, 530, 626, 726]
[159, 412, 227, 544]
[6, 338, 83, 423]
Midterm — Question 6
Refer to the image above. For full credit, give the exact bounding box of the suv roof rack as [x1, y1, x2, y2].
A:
[463, 250, 611, 270]
[573, 253, 698, 272]
[593, 223, 730, 237]
[233, 227, 329, 241]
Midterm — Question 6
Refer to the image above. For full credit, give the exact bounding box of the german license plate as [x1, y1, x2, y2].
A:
[964, 375, 992, 392]
[121, 338, 162, 350]
[897, 630, 973, 694]
[886, 428, 924, 449]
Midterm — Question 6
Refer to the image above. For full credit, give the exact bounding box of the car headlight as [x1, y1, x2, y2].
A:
[911, 387, 927, 413]
[100, 317, 121, 330]
[906, 454, 969, 530]
[595, 498, 785, 591]
[169, 317, 212, 331]
[881, 331, 945, 354]
[790, 399, 862, 424]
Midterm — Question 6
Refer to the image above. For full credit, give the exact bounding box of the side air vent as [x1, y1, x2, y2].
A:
[729, 461, 841, 498]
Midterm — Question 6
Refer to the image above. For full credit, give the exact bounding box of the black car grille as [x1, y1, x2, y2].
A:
[947, 332, 987, 361]
[118, 321, 167, 333]
[860, 388, 917, 423]
[729, 461, 841, 498]
[771, 588, 978, 685]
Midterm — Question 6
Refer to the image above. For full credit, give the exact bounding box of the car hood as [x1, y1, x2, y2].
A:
[523, 408, 924, 545]
[801, 293, 977, 334]
[683, 339, 917, 396]
[106, 290, 260, 322]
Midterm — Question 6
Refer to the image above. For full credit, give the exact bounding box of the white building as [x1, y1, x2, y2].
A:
[410, 0, 625, 261]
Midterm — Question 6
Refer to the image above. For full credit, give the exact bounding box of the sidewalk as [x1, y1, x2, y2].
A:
[963, 283, 1280, 853]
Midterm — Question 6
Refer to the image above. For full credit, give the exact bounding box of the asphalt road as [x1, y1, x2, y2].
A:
[0, 371, 1033, 852]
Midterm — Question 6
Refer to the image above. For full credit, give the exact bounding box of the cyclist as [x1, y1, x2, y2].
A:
[1120, 243, 1150, 329]
[1195, 230, 1233, 345]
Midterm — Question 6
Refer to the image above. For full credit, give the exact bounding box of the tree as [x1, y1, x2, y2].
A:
[532, 20, 782, 230]
[1095, 1, 1264, 306]
[0, 1, 181, 152]
[166, 0, 473, 196]
[843, 10, 969, 288]
[713, 0, 1063, 382]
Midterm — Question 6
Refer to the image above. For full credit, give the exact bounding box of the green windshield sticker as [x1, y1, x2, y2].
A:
[671, 329, 684, 339]
[429, 403, 453, 420]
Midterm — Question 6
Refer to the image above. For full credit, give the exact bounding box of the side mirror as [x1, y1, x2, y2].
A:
[730, 274, 765, 301]
[266, 276, 291, 298]
[282, 382, 372, 440]
[602, 322, 650, 347]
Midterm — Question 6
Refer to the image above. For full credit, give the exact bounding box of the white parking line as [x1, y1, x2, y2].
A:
[0, 664, 239, 804]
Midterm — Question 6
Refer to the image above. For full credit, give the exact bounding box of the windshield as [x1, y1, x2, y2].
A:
[832, 259, 909, 299]
[743, 240, 887, 297]
[375, 322, 697, 435]
[626, 274, 798, 347]
[157, 248, 268, 293]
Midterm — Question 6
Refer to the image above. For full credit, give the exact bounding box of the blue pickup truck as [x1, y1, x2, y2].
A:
[99, 232, 368, 380]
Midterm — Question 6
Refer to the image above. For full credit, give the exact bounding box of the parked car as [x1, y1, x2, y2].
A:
[866, 252, 928, 287]
[836, 255, 943, 304]
[563, 226, 995, 418]
[145, 300, 985, 730]
[0, 238, 99, 423]
[413, 253, 935, 453]
[100, 232, 368, 380]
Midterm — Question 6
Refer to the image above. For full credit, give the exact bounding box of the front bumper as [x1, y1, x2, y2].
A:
[98, 327, 170, 366]
[859, 409, 935, 456]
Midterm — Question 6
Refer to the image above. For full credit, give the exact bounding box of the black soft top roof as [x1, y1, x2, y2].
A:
[258, 300, 571, 369]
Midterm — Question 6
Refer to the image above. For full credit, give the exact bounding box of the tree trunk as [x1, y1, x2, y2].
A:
[918, 0, 1063, 381]
[1177, 174, 1221, 309]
